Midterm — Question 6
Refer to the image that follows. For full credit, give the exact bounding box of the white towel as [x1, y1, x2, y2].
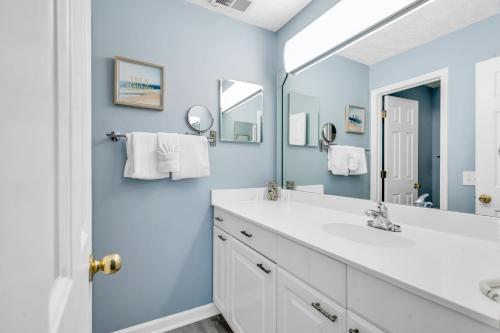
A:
[124, 132, 169, 180]
[327, 146, 333, 171]
[329, 145, 367, 176]
[347, 147, 367, 175]
[289, 112, 307, 145]
[171, 135, 210, 180]
[157, 133, 180, 174]
[330, 145, 350, 176]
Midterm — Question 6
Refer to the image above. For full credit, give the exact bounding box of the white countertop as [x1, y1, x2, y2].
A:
[213, 198, 500, 329]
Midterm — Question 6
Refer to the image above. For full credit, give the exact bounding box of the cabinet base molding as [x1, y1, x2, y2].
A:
[112, 303, 220, 333]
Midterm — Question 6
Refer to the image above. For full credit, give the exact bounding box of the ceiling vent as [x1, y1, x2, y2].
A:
[210, 0, 252, 12]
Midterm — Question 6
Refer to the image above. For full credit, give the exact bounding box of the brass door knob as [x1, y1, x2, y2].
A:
[89, 253, 122, 281]
[414, 183, 421, 190]
[479, 194, 492, 204]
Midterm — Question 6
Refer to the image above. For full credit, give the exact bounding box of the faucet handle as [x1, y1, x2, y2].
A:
[377, 201, 388, 217]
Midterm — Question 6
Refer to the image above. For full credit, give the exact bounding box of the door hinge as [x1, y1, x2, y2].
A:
[381, 110, 387, 119]
[381, 170, 387, 179]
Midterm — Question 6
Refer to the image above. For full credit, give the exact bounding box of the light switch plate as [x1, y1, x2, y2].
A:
[463, 171, 476, 186]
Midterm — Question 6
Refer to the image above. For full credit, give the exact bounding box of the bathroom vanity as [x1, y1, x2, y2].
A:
[211, 188, 500, 333]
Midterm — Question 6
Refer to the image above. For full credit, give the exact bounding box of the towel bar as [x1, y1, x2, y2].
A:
[106, 130, 217, 147]
[319, 141, 370, 153]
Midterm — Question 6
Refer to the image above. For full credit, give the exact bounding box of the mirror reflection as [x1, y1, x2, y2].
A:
[281, 1, 500, 215]
[186, 105, 214, 133]
[220, 79, 263, 143]
[288, 92, 319, 147]
[322, 123, 337, 143]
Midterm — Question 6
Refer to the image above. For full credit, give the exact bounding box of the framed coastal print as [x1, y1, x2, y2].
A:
[345, 105, 365, 134]
[114, 56, 164, 110]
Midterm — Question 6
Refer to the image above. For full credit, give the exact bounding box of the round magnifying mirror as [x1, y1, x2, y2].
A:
[186, 105, 214, 133]
[321, 123, 337, 143]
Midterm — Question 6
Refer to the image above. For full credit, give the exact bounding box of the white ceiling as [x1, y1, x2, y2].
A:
[338, 0, 500, 65]
[185, 0, 312, 32]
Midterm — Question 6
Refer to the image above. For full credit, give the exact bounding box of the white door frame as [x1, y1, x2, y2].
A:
[369, 68, 449, 210]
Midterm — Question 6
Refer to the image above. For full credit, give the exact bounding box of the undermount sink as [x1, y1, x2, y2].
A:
[322, 223, 415, 247]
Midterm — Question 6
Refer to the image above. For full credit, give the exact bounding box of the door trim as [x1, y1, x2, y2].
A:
[369, 68, 449, 210]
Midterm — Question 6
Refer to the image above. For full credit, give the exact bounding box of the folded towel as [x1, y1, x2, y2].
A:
[347, 146, 367, 175]
[171, 135, 210, 180]
[157, 133, 180, 174]
[348, 154, 360, 171]
[330, 145, 349, 176]
[327, 146, 332, 171]
[328, 145, 367, 176]
[289, 112, 307, 146]
[124, 132, 170, 180]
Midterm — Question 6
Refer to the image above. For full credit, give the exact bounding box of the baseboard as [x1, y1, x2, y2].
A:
[112, 303, 220, 333]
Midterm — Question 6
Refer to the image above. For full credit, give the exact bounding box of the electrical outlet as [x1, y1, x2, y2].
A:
[463, 171, 476, 186]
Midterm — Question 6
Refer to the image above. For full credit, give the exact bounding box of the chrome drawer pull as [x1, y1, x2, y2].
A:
[311, 302, 337, 322]
[257, 263, 271, 274]
[240, 230, 253, 238]
[217, 235, 227, 241]
[349, 329, 360, 333]
[215, 217, 223, 222]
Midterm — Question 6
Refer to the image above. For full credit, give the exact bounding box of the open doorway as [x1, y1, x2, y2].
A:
[370, 69, 448, 210]
[382, 82, 441, 208]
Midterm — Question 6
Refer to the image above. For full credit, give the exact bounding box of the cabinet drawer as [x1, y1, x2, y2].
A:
[214, 208, 276, 261]
[277, 236, 346, 307]
[347, 311, 384, 333]
[277, 267, 346, 333]
[348, 268, 498, 333]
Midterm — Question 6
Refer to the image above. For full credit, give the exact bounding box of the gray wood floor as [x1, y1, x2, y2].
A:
[168, 315, 233, 333]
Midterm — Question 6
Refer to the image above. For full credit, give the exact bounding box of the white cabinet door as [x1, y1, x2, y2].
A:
[277, 268, 346, 333]
[213, 227, 229, 316]
[228, 236, 276, 333]
[347, 311, 384, 333]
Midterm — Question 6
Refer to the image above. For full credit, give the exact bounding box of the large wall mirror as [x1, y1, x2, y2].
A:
[220, 79, 263, 143]
[280, 0, 500, 216]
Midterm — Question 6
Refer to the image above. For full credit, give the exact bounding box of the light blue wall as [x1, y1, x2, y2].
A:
[370, 14, 500, 213]
[282, 56, 370, 198]
[91, 1, 277, 332]
[391, 86, 440, 205]
[289, 92, 320, 147]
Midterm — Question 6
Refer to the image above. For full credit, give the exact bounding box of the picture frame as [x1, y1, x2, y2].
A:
[345, 105, 365, 134]
[114, 56, 164, 111]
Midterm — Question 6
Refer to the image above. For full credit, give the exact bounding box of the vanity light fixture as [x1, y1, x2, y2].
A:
[283, 0, 434, 74]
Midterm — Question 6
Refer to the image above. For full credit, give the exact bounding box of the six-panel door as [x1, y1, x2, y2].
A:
[228, 235, 277, 333]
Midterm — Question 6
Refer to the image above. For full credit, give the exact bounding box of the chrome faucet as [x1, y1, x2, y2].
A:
[365, 202, 401, 232]
[414, 193, 433, 208]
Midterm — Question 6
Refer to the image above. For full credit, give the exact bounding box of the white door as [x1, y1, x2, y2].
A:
[277, 268, 345, 333]
[228, 237, 276, 333]
[213, 227, 229, 316]
[384, 96, 419, 205]
[476, 56, 500, 216]
[0, 0, 93, 332]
